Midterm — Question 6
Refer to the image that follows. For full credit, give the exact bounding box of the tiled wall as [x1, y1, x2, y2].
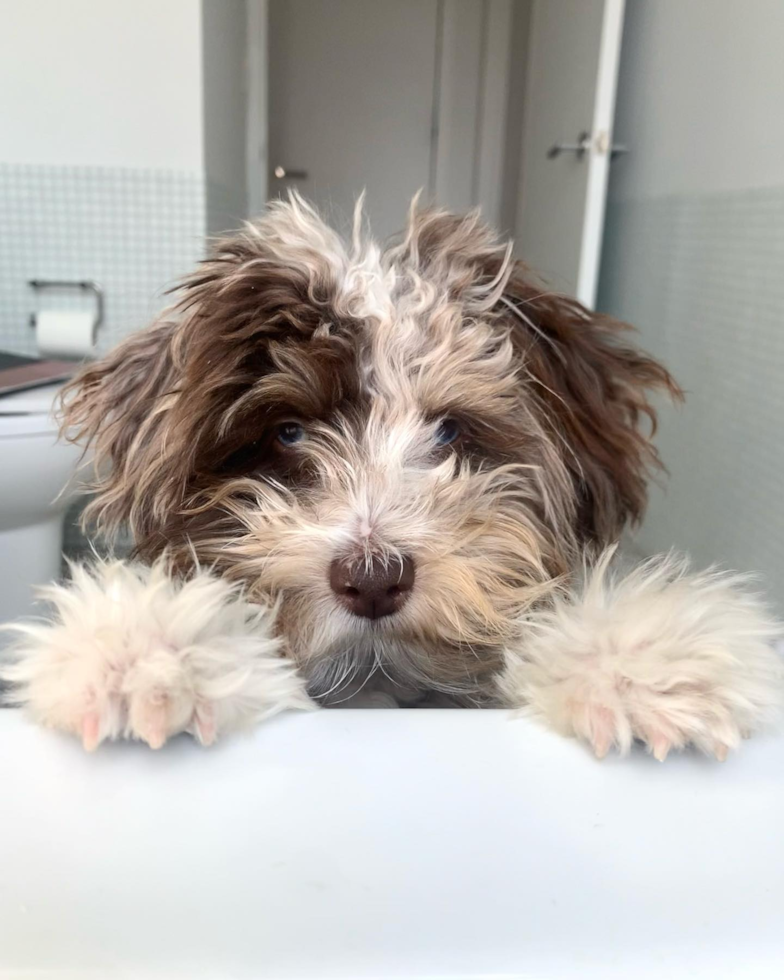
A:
[0, 161, 208, 560]
[598, 186, 784, 611]
[0, 162, 206, 355]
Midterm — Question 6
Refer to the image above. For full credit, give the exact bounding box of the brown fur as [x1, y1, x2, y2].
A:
[60, 196, 680, 702]
[503, 279, 681, 542]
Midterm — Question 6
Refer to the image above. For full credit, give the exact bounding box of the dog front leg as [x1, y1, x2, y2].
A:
[1, 559, 315, 750]
[498, 551, 783, 760]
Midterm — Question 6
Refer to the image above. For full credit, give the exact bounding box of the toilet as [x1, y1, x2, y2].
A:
[0, 383, 84, 632]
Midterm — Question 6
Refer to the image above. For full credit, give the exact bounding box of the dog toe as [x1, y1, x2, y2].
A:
[80, 711, 104, 752]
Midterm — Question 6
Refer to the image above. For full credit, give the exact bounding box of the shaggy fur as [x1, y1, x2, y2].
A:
[499, 550, 783, 760]
[2, 559, 313, 750]
[1, 194, 781, 756]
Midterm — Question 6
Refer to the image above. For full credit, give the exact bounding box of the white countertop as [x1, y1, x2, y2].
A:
[1, 708, 783, 979]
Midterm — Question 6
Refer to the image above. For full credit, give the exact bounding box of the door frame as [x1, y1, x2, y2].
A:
[246, 0, 269, 216]
[575, 0, 625, 308]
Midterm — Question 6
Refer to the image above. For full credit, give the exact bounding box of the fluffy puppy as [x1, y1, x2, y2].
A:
[2, 195, 781, 758]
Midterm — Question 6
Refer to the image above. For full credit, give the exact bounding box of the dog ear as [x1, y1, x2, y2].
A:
[61, 196, 344, 548]
[398, 205, 680, 544]
[500, 274, 682, 545]
[60, 317, 181, 541]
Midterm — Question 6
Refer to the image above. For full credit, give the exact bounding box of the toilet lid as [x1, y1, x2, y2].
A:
[0, 382, 62, 436]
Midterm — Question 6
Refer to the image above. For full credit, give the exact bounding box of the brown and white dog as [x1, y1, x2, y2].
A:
[2, 195, 781, 758]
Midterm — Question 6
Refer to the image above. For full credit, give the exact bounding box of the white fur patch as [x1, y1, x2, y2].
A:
[498, 550, 783, 760]
[0, 559, 314, 750]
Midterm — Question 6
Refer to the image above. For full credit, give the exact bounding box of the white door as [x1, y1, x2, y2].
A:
[267, 0, 439, 241]
[515, 0, 626, 308]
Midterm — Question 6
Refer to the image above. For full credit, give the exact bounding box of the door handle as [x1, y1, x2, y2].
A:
[547, 131, 592, 160]
[273, 166, 309, 180]
[547, 131, 629, 160]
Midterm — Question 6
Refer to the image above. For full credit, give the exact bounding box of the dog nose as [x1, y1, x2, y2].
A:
[329, 554, 416, 619]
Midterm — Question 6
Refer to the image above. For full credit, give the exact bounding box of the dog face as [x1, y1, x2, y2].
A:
[63, 196, 678, 701]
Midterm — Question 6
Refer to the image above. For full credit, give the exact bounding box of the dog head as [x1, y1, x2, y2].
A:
[62, 195, 679, 700]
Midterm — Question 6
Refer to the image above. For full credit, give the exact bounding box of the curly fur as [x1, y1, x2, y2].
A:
[2, 194, 781, 757]
[498, 550, 783, 760]
[53, 195, 680, 698]
[1, 559, 313, 749]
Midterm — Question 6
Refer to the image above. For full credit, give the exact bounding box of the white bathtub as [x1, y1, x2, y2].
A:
[1, 709, 783, 979]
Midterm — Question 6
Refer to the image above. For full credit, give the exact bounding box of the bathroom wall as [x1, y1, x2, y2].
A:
[0, 0, 231, 356]
[0, 1, 252, 559]
[598, 0, 784, 608]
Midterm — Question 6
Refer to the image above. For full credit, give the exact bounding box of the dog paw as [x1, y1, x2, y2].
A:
[1, 559, 314, 750]
[499, 551, 783, 760]
[557, 682, 742, 762]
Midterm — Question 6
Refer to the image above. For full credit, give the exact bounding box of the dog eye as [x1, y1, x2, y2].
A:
[434, 418, 460, 447]
[276, 421, 306, 447]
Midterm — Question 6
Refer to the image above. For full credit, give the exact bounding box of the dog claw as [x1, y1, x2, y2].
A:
[81, 712, 102, 752]
[136, 700, 169, 750]
[592, 733, 611, 760]
[714, 743, 729, 762]
[145, 729, 167, 750]
[193, 704, 216, 747]
[651, 736, 671, 762]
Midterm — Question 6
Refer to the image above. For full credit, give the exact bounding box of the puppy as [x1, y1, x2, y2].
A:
[2, 196, 781, 758]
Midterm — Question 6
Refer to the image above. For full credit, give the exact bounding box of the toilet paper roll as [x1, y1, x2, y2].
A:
[35, 311, 97, 359]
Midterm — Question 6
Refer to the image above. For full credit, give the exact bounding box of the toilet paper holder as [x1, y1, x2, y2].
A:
[28, 279, 104, 339]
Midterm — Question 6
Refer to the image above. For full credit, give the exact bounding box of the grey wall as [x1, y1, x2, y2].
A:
[202, 0, 249, 235]
[0, 1, 206, 358]
[598, 0, 784, 608]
